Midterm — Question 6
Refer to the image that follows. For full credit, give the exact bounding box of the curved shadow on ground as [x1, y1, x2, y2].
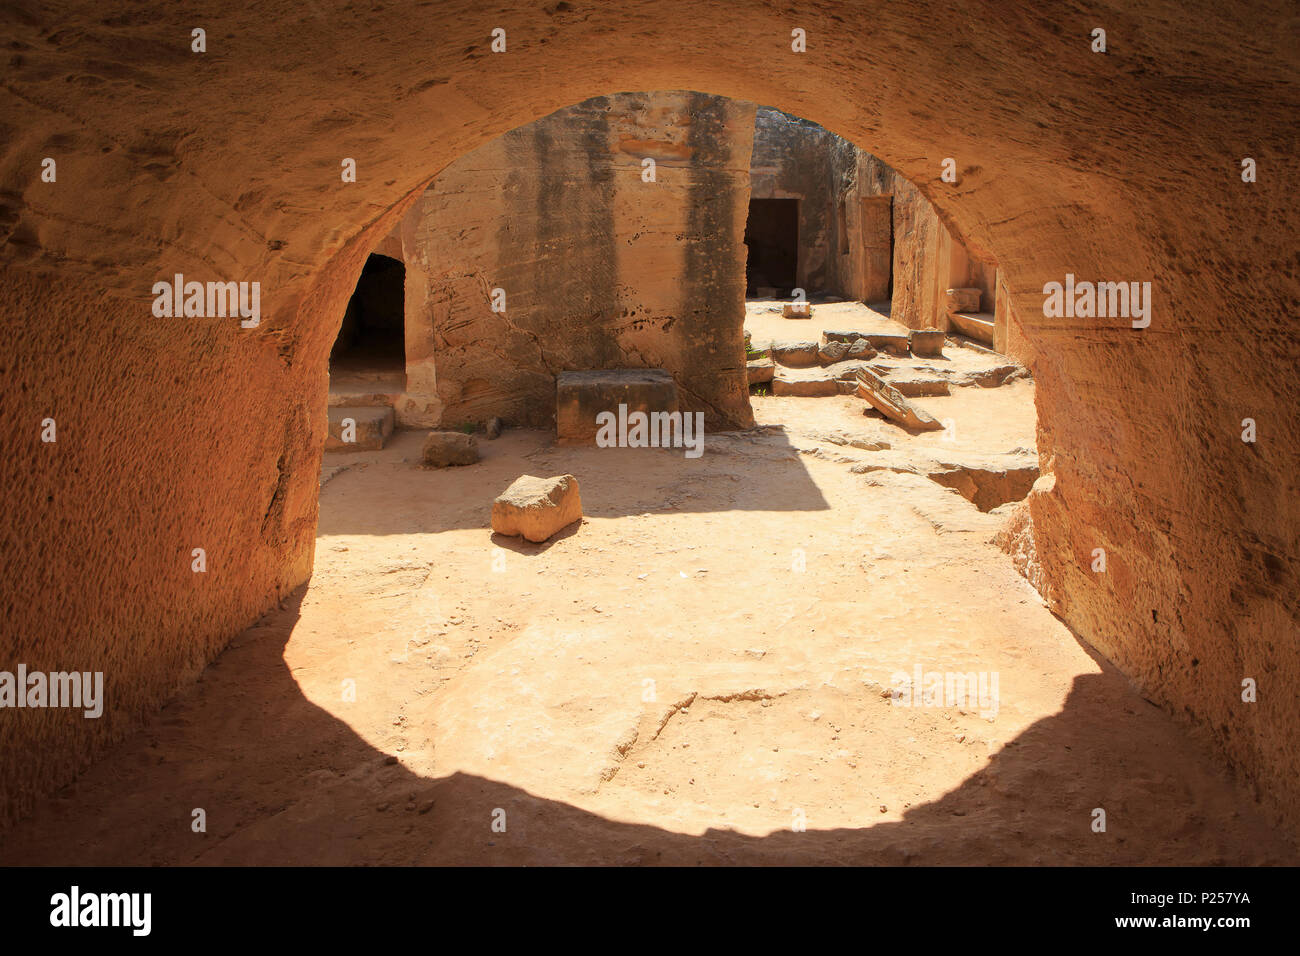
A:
[0, 586, 1293, 866]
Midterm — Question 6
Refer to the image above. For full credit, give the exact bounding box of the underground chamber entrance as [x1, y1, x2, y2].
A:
[329, 252, 406, 389]
[744, 198, 799, 296]
[6, 83, 1291, 869]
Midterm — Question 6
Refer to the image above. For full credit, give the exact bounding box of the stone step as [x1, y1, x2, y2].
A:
[772, 367, 855, 397]
[948, 311, 995, 346]
[747, 357, 775, 384]
[820, 329, 910, 355]
[325, 406, 395, 452]
[327, 389, 399, 408]
[885, 369, 952, 397]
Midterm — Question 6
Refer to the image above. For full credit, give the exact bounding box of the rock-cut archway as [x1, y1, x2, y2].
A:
[1, 0, 1295, 838]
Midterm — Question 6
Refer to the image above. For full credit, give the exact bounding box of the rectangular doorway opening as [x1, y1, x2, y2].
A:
[744, 198, 799, 297]
[329, 252, 406, 391]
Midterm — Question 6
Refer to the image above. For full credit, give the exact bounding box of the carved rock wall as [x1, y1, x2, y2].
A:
[1, 0, 1294, 835]
[396, 91, 755, 430]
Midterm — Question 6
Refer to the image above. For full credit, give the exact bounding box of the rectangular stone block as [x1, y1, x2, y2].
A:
[747, 357, 775, 384]
[862, 332, 911, 355]
[770, 341, 820, 367]
[909, 329, 946, 357]
[772, 371, 840, 397]
[782, 302, 812, 319]
[555, 369, 679, 444]
[491, 474, 583, 542]
[326, 406, 394, 452]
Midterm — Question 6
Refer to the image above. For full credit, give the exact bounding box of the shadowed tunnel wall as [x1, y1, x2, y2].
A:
[0, 0, 1296, 834]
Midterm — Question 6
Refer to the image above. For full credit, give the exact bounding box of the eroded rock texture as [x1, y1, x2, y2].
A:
[0, 0, 1296, 836]
[749, 107, 860, 296]
[396, 91, 755, 431]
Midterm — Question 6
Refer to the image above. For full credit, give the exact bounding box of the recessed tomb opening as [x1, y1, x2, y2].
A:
[329, 252, 406, 389]
[744, 198, 799, 297]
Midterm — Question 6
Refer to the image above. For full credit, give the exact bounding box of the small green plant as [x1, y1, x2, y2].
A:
[460, 422, 476, 434]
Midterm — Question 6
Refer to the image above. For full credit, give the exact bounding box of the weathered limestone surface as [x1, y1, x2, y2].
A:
[1, 0, 1296, 837]
[555, 369, 678, 444]
[947, 288, 982, 313]
[325, 406, 393, 452]
[857, 368, 945, 431]
[863, 332, 912, 356]
[746, 358, 775, 384]
[769, 342, 820, 367]
[909, 329, 945, 357]
[772, 371, 840, 397]
[949, 311, 996, 346]
[491, 475, 583, 543]
[398, 91, 755, 433]
[421, 431, 479, 467]
[750, 108, 859, 296]
[817, 341, 850, 364]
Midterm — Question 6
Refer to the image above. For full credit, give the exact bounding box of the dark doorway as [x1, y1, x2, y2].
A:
[744, 198, 799, 296]
[330, 253, 406, 380]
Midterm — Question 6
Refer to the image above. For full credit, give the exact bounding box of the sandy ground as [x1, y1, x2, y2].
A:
[2, 379, 1295, 866]
[744, 298, 904, 347]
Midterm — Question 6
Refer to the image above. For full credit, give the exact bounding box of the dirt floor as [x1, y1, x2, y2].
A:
[744, 298, 903, 346]
[3, 369, 1295, 865]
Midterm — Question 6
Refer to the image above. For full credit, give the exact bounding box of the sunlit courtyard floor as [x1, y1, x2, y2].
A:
[4, 382, 1293, 865]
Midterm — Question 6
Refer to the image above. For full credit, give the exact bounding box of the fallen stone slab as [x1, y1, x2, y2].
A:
[421, 430, 479, 467]
[769, 341, 820, 368]
[328, 390, 401, 409]
[491, 474, 583, 542]
[556, 369, 678, 444]
[855, 367, 944, 431]
[747, 357, 775, 384]
[909, 329, 946, 357]
[326, 406, 395, 452]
